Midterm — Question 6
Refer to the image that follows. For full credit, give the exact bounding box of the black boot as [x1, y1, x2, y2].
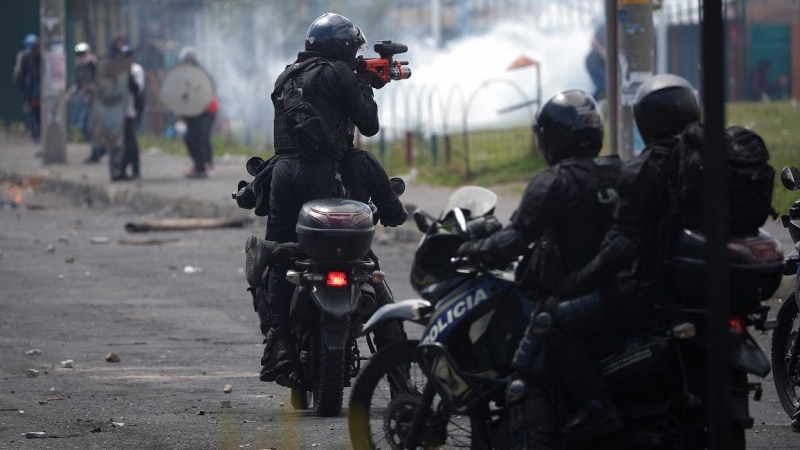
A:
[245, 236, 272, 288]
[259, 327, 297, 382]
[545, 330, 623, 439]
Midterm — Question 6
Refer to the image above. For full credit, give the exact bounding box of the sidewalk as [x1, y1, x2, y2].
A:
[1, 134, 792, 251]
[0, 135, 524, 223]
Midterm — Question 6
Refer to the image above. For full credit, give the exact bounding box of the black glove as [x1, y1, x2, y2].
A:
[542, 295, 562, 314]
[553, 271, 585, 299]
[380, 207, 408, 228]
[455, 240, 483, 258]
[356, 70, 386, 90]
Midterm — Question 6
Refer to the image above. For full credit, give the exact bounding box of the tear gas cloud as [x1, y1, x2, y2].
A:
[190, 2, 597, 142]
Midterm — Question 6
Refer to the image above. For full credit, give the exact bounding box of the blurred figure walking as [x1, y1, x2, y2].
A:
[69, 43, 105, 163]
[110, 44, 145, 181]
[16, 35, 41, 142]
[178, 47, 218, 179]
[585, 23, 607, 100]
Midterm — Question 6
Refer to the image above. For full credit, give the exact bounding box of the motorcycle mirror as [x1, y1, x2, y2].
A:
[245, 156, 265, 177]
[453, 207, 469, 237]
[389, 177, 406, 196]
[781, 166, 800, 191]
[413, 210, 430, 233]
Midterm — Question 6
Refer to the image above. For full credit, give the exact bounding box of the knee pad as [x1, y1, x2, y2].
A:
[554, 292, 603, 334]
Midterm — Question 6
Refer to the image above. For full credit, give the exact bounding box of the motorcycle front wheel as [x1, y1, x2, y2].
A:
[348, 339, 474, 450]
[771, 293, 800, 415]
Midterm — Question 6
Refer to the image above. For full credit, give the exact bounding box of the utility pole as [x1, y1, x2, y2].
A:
[617, 0, 654, 160]
[605, 0, 619, 155]
[430, 0, 442, 49]
[40, 0, 67, 164]
[702, 0, 733, 447]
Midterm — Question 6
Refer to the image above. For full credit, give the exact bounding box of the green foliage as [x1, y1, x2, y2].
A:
[726, 101, 800, 214]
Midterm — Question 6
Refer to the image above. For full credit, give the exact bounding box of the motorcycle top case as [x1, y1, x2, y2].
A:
[296, 198, 375, 261]
[668, 228, 784, 312]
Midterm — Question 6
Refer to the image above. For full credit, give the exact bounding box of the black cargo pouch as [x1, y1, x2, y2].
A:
[515, 228, 563, 300]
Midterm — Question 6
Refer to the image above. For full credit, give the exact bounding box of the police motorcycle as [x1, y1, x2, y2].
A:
[232, 157, 407, 417]
[771, 165, 800, 417]
[349, 185, 782, 449]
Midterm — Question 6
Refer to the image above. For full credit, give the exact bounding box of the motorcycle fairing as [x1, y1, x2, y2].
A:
[361, 299, 432, 336]
[321, 314, 350, 356]
[730, 333, 771, 377]
[309, 281, 360, 320]
[420, 276, 514, 345]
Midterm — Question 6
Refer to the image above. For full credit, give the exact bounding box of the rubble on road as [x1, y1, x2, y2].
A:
[61, 360, 74, 368]
[197, 410, 205, 416]
[125, 217, 251, 233]
[223, 384, 232, 393]
[25, 432, 47, 439]
[25, 349, 42, 355]
[105, 352, 121, 363]
[25, 369, 40, 378]
[46, 244, 55, 253]
[183, 265, 204, 274]
[119, 237, 181, 246]
[90, 237, 109, 244]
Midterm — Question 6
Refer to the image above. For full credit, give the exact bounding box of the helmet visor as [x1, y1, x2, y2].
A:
[353, 27, 368, 52]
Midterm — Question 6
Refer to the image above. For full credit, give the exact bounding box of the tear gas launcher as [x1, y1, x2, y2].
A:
[356, 40, 411, 83]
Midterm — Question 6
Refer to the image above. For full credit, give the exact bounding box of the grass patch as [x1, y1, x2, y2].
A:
[135, 101, 799, 214]
[727, 101, 800, 214]
[138, 134, 270, 159]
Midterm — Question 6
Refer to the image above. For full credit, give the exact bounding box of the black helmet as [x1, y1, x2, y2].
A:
[634, 74, 700, 144]
[305, 13, 367, 69]
[533, 90, 603, 166]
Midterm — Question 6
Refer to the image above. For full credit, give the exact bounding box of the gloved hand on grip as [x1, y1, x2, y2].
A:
[455, 238, 504, 269]
[356, 70, 386, 90]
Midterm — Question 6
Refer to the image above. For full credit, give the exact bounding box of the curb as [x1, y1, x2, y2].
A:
[1, 168, 423, 243]
[1, 169, 248, 219]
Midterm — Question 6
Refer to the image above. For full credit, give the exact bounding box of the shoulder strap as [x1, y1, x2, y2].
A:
[271, 57, 329, 102]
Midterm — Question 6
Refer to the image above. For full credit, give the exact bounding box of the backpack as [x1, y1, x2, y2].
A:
[271, 58, 338, 161]
[515, 156, 622, 299]
[667, 123, 774, 235]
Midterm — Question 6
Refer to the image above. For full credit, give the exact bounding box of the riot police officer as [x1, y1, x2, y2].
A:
[531, 74, 702, 443]
[260, 13, 403, 381]
[455, 90, 622, 447]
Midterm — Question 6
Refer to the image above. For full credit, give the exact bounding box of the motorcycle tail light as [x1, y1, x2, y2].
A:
[326, 271, 348, 287]
[729, 317, 746, 335]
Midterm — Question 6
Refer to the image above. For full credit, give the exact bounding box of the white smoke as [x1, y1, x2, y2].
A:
[187, 3, 597, 144]
[373, 16, 595, 137]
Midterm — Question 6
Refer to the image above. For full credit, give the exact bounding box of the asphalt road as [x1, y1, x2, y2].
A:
[0, 194, 799, 449]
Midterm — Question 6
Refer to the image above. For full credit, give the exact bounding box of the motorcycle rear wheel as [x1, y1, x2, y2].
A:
[349, 339, 474, 449]
[771, 293, 800, 415]
[313, 328, 346, 417]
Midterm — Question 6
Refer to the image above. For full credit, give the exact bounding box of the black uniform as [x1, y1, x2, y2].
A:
[267, 51, 379, 244]
[266, 51, 384, 332]
[559, 140, 675, 297]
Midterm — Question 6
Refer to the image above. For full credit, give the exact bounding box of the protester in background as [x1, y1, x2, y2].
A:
[12, 34, 37, 139]
[111, 45, 145, 181]
[69, 43, 105, 163]
[585, 23, 607, 100]
[12, 34, 36, 83]
[17, 36, 41, 142]
[178, 47, 218, 179]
